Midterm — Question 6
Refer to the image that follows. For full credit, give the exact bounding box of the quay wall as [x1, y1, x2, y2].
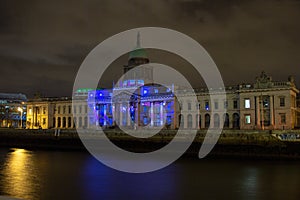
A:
[0, 128, 299, 159]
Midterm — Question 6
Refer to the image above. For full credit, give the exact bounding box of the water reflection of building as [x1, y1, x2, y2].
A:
[0, 93, 27, 128]
[25, 35, 300, 130]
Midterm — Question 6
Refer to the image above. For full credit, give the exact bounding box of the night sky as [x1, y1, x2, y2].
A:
[1, 0, 300, 98]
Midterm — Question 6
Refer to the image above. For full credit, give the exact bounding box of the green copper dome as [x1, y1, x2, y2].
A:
[129, 48, 148, 60]
[128, 32, 148, 60]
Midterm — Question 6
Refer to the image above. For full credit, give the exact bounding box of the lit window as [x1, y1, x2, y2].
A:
[245, 115, 251, 124]
[205, 101, 209, 111]
[245, 99, 250, 108]
[154, 89, 158, 93]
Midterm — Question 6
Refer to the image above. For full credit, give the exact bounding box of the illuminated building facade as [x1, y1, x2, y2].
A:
[0, 93, 27, 128]
[87, 84, 177, 129]
[25, 35, 300, 130]
[26, 96, 88, 129]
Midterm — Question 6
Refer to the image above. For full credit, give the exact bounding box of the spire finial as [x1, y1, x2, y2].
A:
[137, 31, 141, 48]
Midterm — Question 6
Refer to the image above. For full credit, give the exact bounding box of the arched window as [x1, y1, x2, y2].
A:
[223, 113, 230, 128]
[53, 117, 56, 128]
[233, 113, 240, 129]
[205, 114, 210, 128]
[57, 117, 61, 128]
[187, 114, 193, 128]
[79, 117, 82, 128]
[73, 117, 77, 128]
[178, 114, 184, 128]
[68, 117, 72, 128]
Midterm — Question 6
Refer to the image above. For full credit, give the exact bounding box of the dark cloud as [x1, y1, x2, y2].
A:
[1, 0, 300, 97]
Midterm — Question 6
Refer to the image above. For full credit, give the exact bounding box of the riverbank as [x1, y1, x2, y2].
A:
[0, 128, 299, 160]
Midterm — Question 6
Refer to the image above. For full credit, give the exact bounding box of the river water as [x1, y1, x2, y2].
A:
[0, 148, 300, 200]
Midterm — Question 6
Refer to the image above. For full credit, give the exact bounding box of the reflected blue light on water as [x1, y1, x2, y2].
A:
[80, 155, 178, 199]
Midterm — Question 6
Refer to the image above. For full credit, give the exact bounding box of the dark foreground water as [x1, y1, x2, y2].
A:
[0, 148, 300, 200]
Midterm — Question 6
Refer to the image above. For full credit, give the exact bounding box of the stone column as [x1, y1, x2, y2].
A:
[112, 103, 115, 126]
[160, 102, 164, 126]
[229, 114, 233, 129]
[66, 117, 69, 128]
[219, 113, 223, 129]
[270, 95, 274, 127]
[119, 103, 123, 126]
[261, 96, 265, 130]
[150, 102, 154, 127]
[56, 117, 59, 128]
[255, 96, 261, 127]
[127, 103, 131, 126]
[71, 117, 74, 128]
[173, 99, 177, 129]
[103, 104, 107, 126]
[210, 114, 214, 129]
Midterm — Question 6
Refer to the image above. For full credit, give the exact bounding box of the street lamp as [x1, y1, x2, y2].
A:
[18, 107, 23, 128]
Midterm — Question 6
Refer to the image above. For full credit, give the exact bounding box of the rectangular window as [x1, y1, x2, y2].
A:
[188, 103, 191, 111]
[42, 118, 46, 125]
[233, 100, 238, 109]
[85, 105, 88, 113]
[68, 106, 71, 114]
[63, 106, 66, 114]
[245, 99, 250, 109]
[245, 115, 251, 124]
[280, 113, 286, 124]
[205, 101, 209, 111]
[280, 97, 285, 107]
[214, 101, 218, 109]
[43, 107, 46, 114]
